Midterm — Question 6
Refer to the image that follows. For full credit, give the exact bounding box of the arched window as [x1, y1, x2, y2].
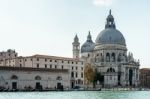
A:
[111, 53, 115, 62]
[118, 53, 122, 62]
[35, 76, 41, 80]
[107, 68, 115, 73]
[11, 75, 18, 80]
[110, 68, 113, 72]
[71, 72, 74, 78]
[129, 69, 133, 86]
[106, 53, 110, 62]
[56, 76, 62, 80]
[97, 54, 99, 56]
[107, 68, 110, 72]
[112, 68, 115, 72]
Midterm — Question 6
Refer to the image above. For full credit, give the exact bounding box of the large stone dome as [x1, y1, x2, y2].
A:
[95, 10, 126, 46]
[95, 28, 126, 45]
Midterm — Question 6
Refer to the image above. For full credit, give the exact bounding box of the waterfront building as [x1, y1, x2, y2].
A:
[0, 10, 140, 90]
[0, 66, 69, 90]
[140, 68, 150, 88]
[0, 53, 84, 90]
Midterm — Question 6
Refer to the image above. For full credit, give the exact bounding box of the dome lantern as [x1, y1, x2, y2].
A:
[87, 31, 93, 42]
[105, 9, 116, 29]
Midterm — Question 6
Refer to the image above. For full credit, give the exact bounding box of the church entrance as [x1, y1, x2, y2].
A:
[12, 82, 17, 90]
[36, 82, 42, 90]
[129, 69, 133, 86]
[57, 83, 64, 91]
[57, 83, 61, 89]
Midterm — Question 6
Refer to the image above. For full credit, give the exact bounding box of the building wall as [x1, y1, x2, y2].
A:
[81, 43, 139, 87]
[0, 69, 70, 90]
[0, 54, 85, 88]
[140, 68, 150, 88]
[0, 49, 18, 60]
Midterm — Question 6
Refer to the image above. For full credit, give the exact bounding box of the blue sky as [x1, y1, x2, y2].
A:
[0, 0, 149, 68]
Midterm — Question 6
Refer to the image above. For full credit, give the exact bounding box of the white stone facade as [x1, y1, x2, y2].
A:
[0, 66, 69, 90]
[0, 54, 84, 90]
[80, 10, 140, 87]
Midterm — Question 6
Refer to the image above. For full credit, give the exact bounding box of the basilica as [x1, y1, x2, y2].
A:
[73, 10, 140, 87]
[0, 10, 140, 91]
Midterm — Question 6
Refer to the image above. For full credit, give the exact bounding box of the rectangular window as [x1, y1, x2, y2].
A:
[20, 64, 22, 67]
[76, 72, 78, 78]
[62, 65, 63, 69]
[37, 58, 39, 61]
[45, 64, 47, 68]
[68, 61, 70, 64]
[55, 65, 57, 69]
[45, 59, 47, 62]
[71, 72, 74, 78]
[72, 67, 73, 70]
[50, 65, 52, 68]
[82, 62, 84, 65]
[76, 67, 78, 70]
[55, 60, 57, 62]
[62, 60, 64, 63]
[25, 59, 27, 61]
[81, 72, 83, 78]
[72, 62, 74, 64]
[37, 64, 39, 68]
[31, 58, 32, 61]
[81, 67, 83, 70]
[50, 60, 52, 62]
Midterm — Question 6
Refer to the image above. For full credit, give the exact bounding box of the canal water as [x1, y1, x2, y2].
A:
[0, 91, 150, 99]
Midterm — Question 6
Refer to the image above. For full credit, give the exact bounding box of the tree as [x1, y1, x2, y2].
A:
[84, 63, 95, 86]
[93, 69, 104, 88]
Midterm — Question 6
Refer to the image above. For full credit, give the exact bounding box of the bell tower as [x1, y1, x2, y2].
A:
[72, 34, 80, 59]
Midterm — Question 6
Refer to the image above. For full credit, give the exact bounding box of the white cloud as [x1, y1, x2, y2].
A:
[93, 0, 113, 6]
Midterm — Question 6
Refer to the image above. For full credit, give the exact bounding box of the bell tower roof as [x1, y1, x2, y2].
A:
[73, 34, 79, 43]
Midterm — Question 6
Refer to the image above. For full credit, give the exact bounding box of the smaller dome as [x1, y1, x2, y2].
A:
[81, 42, 95, 53]
[81, 31, 95, 53]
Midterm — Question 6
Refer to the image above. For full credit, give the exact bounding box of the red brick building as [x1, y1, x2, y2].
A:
[140, 68, 150, 88]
